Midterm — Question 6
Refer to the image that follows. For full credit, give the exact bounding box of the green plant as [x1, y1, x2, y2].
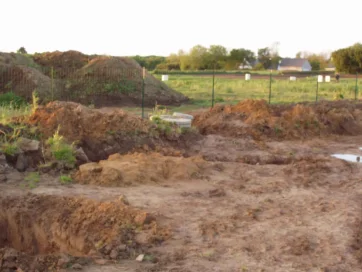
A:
[60, 175, 72, 185]
[46, 126, 76, 167]
[1, 142, 19, 156]
[0, 92, 27, 108]
[24, 172, 40, 189]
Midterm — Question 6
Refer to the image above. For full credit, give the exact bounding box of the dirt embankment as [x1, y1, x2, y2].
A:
[0, 193, 167, 271]
[27, 101, 199, 161]
[193, 99, 362, 140]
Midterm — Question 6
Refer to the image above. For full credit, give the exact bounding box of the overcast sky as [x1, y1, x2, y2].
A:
[1, 0, 360, 57]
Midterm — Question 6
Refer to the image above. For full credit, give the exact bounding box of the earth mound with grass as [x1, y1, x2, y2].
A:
[0, 50, 189, 106]
[27, 101, 198, 161]
[193, 99, 362, 139]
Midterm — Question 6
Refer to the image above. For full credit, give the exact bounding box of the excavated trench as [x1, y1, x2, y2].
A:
[0, 194, 153, 256]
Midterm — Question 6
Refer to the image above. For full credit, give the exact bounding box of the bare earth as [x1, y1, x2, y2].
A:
[2, 132, 362, 271]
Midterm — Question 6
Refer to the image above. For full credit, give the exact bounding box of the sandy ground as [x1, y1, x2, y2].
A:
[2, 133, 362, 271]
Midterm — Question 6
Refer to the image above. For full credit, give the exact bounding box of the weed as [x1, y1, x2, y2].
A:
[1, 142, 19, 156]
[24, 172, 40, 189]
[46, 126, 76, 167]
[0, 92, 26, 108]
[60, 175, 72, 185]
[31, 91, 39, 115]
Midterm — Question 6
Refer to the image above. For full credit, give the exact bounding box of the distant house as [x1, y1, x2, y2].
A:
[278, 58, 312, 72]
[239, 60, 258, 70]
[325, 62, 336, 71]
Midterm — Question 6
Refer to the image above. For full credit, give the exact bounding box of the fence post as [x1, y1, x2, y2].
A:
[268, 71, 272, 104]
[355, 72, 358, 100]
[316, 78, 319, 102]
[142, 67, 145, 119]
[211, 63, 215, 108]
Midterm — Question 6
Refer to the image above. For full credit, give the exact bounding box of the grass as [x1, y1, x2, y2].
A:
[155, 75, 362, 106]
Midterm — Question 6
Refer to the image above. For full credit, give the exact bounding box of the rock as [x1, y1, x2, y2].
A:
[117, 244, 127, 252]
[71, 263, 82, 270]
[93, 258, 108, 265]
[102, 245, 112, 255]
[109, 249, 118, 259]
[209, 188, 226, 197]
[15, 153, 28, 172]
[134, 212, 156, 225]
[75, 148, 90, 165]
[57, 254, 71, 268]
[136, 254, 145, 262]
[118, 195, 129, 205]
[79, 163, 102, 173]
[17, 138, 40, 152]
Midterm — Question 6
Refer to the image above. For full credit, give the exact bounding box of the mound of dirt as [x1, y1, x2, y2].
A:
[0, 193, 165, 271]
[27, 101, 195, 161]
[1, 50, 188, 106]
[74, 152, 207, 186]
[66, 55, 188, 107]
[0, 52, 40, 68]
[193, 99, 362, 139]
[0, 65, 56, 102]
[32, 50, 93, 78]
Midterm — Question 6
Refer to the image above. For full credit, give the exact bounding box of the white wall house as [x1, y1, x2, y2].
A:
[278, 58, 312, 72]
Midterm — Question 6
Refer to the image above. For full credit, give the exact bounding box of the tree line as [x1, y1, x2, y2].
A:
[132, 44, 333, 72]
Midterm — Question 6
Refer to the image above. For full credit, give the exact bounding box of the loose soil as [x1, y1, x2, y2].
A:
[74, 152, 207, 186]
[27, 101, 198, 161]
[2, 99, 362, 271]
[193, 99, 362, 140]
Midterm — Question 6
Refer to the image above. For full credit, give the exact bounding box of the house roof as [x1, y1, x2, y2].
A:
[279, 58, 309, 67]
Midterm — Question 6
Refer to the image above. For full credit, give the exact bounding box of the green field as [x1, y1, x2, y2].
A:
[154, 75, 361, 110]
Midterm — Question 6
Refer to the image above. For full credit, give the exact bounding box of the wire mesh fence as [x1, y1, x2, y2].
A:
[0, 64, 360, 119]
[0, 66, 144, 107]
[154, 72, 360, 107]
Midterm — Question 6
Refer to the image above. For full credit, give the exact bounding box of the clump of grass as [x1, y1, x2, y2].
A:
[46, 126, 76, 167]
[0, 92, 27, 108]
[24, 172, 40, 189]
[60, 175, 72, 185]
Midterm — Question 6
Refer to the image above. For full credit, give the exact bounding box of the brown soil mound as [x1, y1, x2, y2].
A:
[0, 65, 55, 102]
[32, 50, 92, 78]
[67, 56, 188, 107]
[1, 50, 188, 107]
[27, 101, 194, 161]
[74, 152, 207, 186]
[28, 101, 150, 160]
[193, 99, 362, 139]
[0, 193, 164, 271]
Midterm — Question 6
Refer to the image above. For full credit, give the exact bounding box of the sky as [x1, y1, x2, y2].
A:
[1, 0, 361, 58]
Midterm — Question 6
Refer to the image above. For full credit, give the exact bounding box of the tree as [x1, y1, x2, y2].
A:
[188, 45, 209, 70]
[207, 45, 228, 69]
[17, 47, 27, 54]
[257, 47, 272, 69]
[229, 48, 256, 67]
[332, 43, 362, 73]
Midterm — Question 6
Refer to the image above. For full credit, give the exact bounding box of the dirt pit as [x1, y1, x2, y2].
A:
[74, 152, 207, 186]
[193, 99, 362, 139]
[0, 193, 167, 271]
